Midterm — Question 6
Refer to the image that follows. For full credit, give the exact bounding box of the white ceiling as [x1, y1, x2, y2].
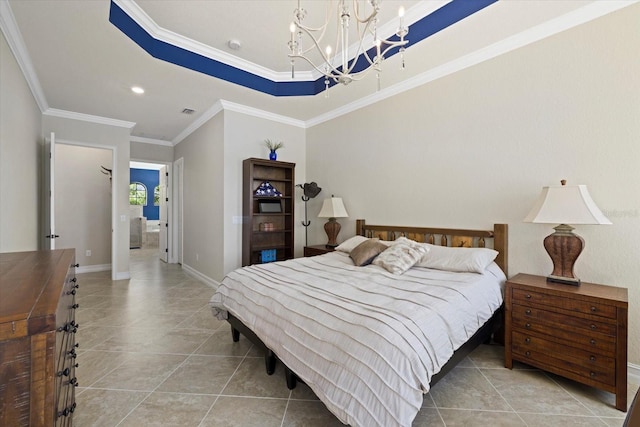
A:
[2, 0, 635, 145]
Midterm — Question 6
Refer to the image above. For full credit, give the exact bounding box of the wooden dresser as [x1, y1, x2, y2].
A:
[505, 273, 628, 411]
[0, 249, 79, 426]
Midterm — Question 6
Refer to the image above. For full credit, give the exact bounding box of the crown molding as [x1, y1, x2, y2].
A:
[130, 135, 173, 147]
[44, 108, 136, 129]
[112, 0, 310, 83]
[219, 100, 306, 129]
[172, 100, 225, 145]
[306, 0, 639, 128]
[0, 0, 48, 112]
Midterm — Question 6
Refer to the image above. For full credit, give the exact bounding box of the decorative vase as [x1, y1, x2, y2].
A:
[269, 150, 277, 161]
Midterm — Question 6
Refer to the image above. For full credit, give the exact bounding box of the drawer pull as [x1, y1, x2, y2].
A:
[525, 323, 531, 329]
[525, 294, 532, 299]
[67, 349, 77, 359]
[590, 324, 596, 330]
[57, 367, 70, 377]
[524, 337, 531, 343]
[525, 309, 532, 315]
[590, 306, 597, 312]
[68, 377, 78, 387]
[590, 355, 596, 362]
[590, 339, 596, 345]
[67, 289, 76, 296]
[590, 371, 596, 378]
[73, 263, 79, 267]
[70, 277, 77, 283]
[525, 351, 531, 357]
[71, 303, 80, 309]
[58, 402, 76, 418]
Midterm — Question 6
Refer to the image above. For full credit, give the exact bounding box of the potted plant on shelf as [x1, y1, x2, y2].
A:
[264, 139, 284, 161]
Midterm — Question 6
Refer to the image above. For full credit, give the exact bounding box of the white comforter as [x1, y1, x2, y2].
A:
[210, 251, 505, 427]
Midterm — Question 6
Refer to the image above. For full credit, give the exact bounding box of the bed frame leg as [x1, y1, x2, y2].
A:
[285, 367, 298, 390]
[231, 326, 240, 342]
[265, 350, 276, 375]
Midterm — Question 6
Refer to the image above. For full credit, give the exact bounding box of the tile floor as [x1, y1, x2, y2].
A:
[74, 248, 637, 426]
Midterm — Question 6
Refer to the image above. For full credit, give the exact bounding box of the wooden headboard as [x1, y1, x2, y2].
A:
[356, 219, 508, 276]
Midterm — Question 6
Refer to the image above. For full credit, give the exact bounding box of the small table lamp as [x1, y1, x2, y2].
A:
[524, 180, 611, 285]
[318, 196, 349, 248]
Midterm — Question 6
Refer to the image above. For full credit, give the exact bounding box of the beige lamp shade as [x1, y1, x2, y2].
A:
[318, 197, 349, 219]
[524, 183, 611, 225]
[524, 180, 610, 285]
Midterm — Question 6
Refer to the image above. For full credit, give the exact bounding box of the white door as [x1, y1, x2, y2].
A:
[43, 132, 57, 249]
[159, 165, 168, 262]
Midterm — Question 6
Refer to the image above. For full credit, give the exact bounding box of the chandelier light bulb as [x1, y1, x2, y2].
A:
[287, 0, 408, 90]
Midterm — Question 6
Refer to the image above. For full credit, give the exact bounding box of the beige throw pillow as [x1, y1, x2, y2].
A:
[373, 237, 429, 274]
[349, 239, 388, 266]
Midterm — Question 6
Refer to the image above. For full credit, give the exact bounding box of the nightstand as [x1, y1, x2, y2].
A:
[303, 245, 335, 257]
[505, 273, 628, 411]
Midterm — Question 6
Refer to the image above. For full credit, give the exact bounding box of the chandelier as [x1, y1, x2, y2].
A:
[288, 0, 408, 94]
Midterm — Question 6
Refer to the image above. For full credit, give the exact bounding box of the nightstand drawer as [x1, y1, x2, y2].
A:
[512, 304, 617, 336]
[512, 331, 615, 386]
[512, 288, 617, 319]
[511, 319, 615, 355]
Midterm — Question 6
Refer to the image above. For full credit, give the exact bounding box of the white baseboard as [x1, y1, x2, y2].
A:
[629, 363, 640, 385]
[182, 263, 220, 289]
[114, 271, 130, 280]
[76, 263, 111, 274]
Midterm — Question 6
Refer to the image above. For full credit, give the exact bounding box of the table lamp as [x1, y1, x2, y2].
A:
[523, 180, 611, 285]
[318, 196, 349, 248]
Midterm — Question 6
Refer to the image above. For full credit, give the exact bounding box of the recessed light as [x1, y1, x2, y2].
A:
[131, 86, 145, 94]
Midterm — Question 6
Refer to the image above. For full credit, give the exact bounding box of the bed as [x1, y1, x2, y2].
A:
[210, 219, 508, 427]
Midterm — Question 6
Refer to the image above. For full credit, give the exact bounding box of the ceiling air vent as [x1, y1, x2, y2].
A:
[181, 108, 195, 115]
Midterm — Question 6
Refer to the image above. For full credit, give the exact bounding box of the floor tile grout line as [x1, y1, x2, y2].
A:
[471, 357, 530, 427]
[196, 344, 255, 426]
[113, 317, 237, 426]
[541, 371, 602, 417]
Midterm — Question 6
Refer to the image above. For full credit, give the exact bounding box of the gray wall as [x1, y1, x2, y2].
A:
[0, 31, 42, 252]
[174, 109, 306, 282]
[306, 5, 640, 364]
[42, 115, 131, 279]
[55, 144, 112, 267]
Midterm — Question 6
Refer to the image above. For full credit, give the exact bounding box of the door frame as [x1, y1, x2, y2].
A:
[130, 158, 180, 264]
[172, 157, 184, 264]
[56, 138, 118, 279]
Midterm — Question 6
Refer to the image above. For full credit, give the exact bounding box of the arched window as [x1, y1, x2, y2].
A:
[154, 185, 160, 206]
[129, 182, 147, 206]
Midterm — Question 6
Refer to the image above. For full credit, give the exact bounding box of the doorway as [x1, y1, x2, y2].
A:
[47, 136, 115, 274]
[129, 161, 170, 262]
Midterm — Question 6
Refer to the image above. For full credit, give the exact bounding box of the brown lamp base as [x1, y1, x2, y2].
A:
[543, 224, 584, 286]
[324, 218, 341, 248]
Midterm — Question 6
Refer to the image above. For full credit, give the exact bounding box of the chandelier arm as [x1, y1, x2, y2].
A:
[351, 0, 378, 25]
[288, 53, 344, 81]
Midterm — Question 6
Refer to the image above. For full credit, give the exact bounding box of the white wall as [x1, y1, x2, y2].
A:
[131, 140, 174, 163]
[223, 110, 306, 275]
[174, 109, 306, 282]
[174, 112, 225, 281]
[42, 115, 131, 279]
[0, 31, 42, 252]
[55, 144, 112, 267]
[306, 4, 640, 364]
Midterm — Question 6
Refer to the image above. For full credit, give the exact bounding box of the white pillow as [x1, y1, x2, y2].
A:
[372, 237, 429, 275]
[416, 244, 498, 273]
[335, 235, 370, 253]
